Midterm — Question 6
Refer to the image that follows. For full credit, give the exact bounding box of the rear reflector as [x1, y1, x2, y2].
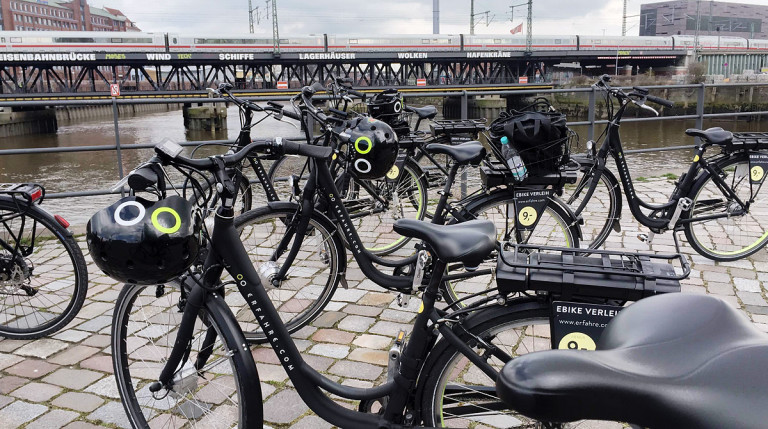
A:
[54, 215, 70, 229]
[29, 188, 42, 202]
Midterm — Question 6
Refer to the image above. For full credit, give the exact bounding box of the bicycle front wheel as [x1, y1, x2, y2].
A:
[443, 191, 579, 305]
[419, 301, 613, 428]
[562, 165, 622, 250]
[112, 282, 262, 428]
[685, 153, 768, 261]
[0, 198, 87, 339]
[234, 204, 343, 342]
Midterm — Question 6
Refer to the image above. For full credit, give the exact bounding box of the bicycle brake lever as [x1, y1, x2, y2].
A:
[639, 103, 659, 116]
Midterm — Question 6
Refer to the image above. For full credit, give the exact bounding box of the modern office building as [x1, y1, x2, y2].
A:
[0, 0, 140, 32]
[639, 0, 768, 39]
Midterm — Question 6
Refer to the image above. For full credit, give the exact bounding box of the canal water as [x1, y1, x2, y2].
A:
[0, 106, 765, 226]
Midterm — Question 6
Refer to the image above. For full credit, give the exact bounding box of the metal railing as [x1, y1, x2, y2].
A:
[0, 81, 767, 201]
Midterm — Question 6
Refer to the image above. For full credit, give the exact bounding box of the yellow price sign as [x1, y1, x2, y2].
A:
[386, 165, 400, 180]
[558, 332, 597, 351]
[751, 166, 764, 183]
[518, 206, 537, 227]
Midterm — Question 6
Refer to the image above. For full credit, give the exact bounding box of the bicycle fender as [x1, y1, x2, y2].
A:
[0, 195, 73, 238]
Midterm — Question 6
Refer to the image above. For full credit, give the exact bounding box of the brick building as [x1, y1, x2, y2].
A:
[0, 0, 140, 32]
[640, 0, 768, 39]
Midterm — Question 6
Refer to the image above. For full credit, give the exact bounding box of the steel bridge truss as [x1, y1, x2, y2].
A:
[0, 59, 530, 93]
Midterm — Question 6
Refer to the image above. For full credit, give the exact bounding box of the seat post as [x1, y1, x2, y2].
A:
[431, 163, 461, 225]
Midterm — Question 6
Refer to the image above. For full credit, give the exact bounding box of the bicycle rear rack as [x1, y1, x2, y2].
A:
[496, 244, 689, 302]
[728, 132, 768, 152]
[0, 183, 45, 205]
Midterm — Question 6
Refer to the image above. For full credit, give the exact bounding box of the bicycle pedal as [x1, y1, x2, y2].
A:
[637, 233, 649, 243]
[396, 293, 411, 307]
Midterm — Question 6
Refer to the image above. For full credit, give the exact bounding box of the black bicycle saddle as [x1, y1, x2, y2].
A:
[425, 141, 486, 166]
[496, 293, 768, 428]
[685, 127, 733, 146]
[405, 105, 438, 120]
[393, 219, 495, 269]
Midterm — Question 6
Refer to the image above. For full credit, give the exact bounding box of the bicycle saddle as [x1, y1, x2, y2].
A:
[685, 127, 733, 146]
[405, 105, 438, 120]
[425, 141, 486, 166]
[393, 219, 495, 268]
[496, 293, 768, 428]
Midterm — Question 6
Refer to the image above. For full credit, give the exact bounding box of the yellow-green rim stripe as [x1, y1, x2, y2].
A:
[355, 136, 373, 154]
[151, 207, 182, 234]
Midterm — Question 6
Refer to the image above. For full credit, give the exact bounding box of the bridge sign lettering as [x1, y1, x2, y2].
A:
[110, 84, 120, 97]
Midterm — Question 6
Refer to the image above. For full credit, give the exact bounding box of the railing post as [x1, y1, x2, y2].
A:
[588, 86, 596, 141]
[112, 97, 124, 182]
[696, 83, 705, 131]
[460, 91, 468, 199]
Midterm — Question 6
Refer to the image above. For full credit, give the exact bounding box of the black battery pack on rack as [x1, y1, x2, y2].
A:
[730, 132, 768, 152]
[496, 244, 688, 302]
[429, 119, 487, 144]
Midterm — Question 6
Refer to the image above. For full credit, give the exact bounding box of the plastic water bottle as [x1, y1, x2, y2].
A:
[500, 136, 528, 182]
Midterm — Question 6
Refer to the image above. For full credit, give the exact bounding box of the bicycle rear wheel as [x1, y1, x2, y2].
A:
[0, 198, 87, 339]
[442, 191, 579, 305]
[112, 282, 262, 428]
[685, 153, 768, 261]
[419, 301, 617, 428]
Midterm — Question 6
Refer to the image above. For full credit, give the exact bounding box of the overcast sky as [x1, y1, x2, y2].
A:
[93, 0, 768, 36]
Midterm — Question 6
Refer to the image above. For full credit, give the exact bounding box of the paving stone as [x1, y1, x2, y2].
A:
[707, 282, 736, 296]
[74, 302, 114, 319]
[0, 352, 23, 371]
[343, 304, 384, 317]
[329, 360, 383, 381]
[324, 301, 346, 311]
[5, 359, 58, 379]
[737, 291, 768, 307]
[734, 278, 762, 293]
[74, 315, 112, 333]
[81, 334, 111, 348]
[0, 400, 48, 427]
[63, 422, 105, 429]
[358, 292, 395, 307]
[52, 329, 90, 343]
[348, 348, 389, 366]
[48, 345, 100, 366]
[0, 340, 27, 353]
[311, 311, 345, 328]
[0, 394, 13, 409]
[0, 376, 28, 394]
[292, 415, 333, 429]
[353, 334, 392, 350]
[43, 368, 103, 390]
[253, 347, 281, 364]
[79, 355, 113, 373]
[380, 309, 416, 323]
[337, 315, 375, 332]
[15, 339, 69, 359]
[311, 329, 356, 344]
[730, 268, 757, 280]
[10, 382, 63, 402]
[83, 376, 121, 399]
[331, 288, 368, 303]
[292, 325, 317, 340]
[87, 401, 131, 428]
[308, 343, 349, 359]
[257, 363, 289, 382]
[52, 392, 105, 413]
[263, 389, 309, 424]
[25, 409, 79, 429]
[369, 320, 412, 337]
[303, 354, 335, 372]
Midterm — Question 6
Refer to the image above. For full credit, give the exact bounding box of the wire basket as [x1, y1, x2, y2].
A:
[483, 128, 576, 176]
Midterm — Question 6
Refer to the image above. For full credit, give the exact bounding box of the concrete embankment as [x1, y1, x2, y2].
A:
[55, 103, 182, 122]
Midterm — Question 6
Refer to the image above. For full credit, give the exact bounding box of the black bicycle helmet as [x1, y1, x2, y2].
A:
[86, 195, 200, 285]
[366, 88, 403, 119]
[344, 116, 399, 180]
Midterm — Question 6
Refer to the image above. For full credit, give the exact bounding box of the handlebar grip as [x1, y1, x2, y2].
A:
[282, 108, 302, 121]
[348, 89, 366, 100]
[267, 101, 284, 109]
[282, 140, 333, 159]
[647, 95, 674, 108]
[328, 107, 349, 118]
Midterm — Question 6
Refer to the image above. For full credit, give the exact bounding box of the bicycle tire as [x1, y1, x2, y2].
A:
[0, 197, 88, 339]
[112, 281, 263, 428]
[684, 152, 768, 261]
[441, 190, 580, 306]
[562, 164, 622, 250]
[418, 300, 604, 428]
[234, 203, 343, 343]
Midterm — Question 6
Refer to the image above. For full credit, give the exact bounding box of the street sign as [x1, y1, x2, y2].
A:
[416, 78, 427, 86]
[110, 84, 120, 97]
[277, 81, 288, 89]
[519, 76, 529, 84]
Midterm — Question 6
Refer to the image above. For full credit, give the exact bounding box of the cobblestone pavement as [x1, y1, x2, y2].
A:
[1, 176, 767, 428]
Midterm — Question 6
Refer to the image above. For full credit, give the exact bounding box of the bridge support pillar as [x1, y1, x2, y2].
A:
[182, 104, 227, 132]
[443, 95, 505, 120]
[0, 107, 57, 138]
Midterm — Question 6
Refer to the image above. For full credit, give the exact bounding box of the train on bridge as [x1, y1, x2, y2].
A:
[0, 31, 764, 53]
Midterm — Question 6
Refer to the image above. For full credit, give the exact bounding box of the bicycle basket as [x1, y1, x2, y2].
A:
[487, 107, 571, 176]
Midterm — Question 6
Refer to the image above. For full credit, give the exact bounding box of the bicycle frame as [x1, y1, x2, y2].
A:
[155, 198, 508, 428]
[577, 90, 752, 232]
